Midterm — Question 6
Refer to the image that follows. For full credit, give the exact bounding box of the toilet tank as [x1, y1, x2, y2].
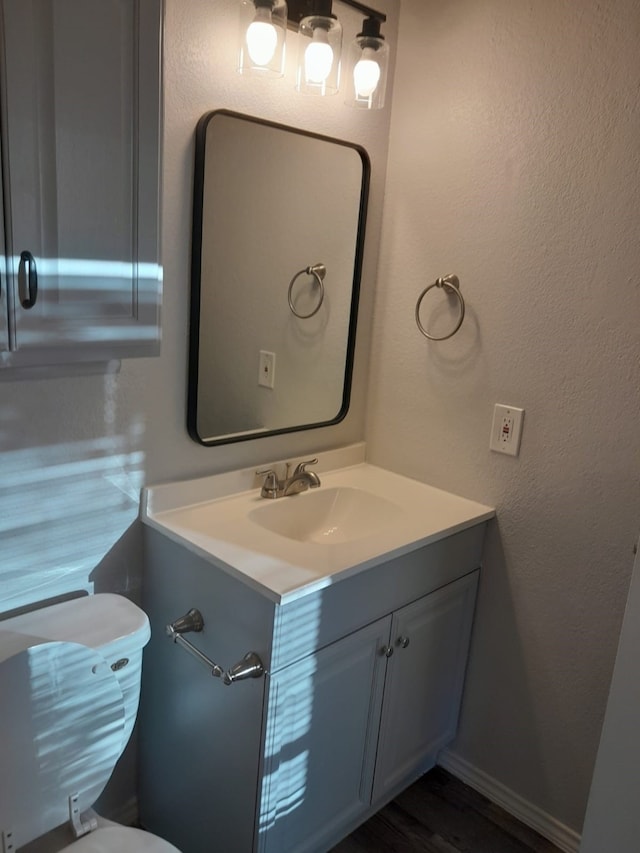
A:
[0, 594, 151, 744]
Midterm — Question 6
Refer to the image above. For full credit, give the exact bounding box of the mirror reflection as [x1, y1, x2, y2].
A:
[187, 110, 370, 445]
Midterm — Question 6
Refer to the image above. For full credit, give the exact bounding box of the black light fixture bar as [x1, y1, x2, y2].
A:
[286, 0, 386, 28]
[340, 0, 386, 22]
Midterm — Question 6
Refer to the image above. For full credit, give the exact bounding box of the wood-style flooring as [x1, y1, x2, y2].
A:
[330, 767, 564, 853]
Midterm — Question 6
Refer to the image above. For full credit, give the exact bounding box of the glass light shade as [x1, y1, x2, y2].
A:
[296, 15, 342, 95]
[238, 0, 287, 78]
[344, 33, 389, 109]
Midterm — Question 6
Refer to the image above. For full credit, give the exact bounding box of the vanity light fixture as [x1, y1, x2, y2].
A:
[237, 0, 288, 77]
[344, 14, 389, 109]
[290, 0, 387, 103]
[238, 0, 390, 108]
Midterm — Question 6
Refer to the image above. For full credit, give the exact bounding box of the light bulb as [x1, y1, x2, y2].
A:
[246, 7, 278, 67]
[353, 47, 381, 98]
[305, 27, 334, 84]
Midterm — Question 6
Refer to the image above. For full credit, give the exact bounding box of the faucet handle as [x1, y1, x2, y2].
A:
[256, 468, 279, 498]
[292, 457, 318, 476]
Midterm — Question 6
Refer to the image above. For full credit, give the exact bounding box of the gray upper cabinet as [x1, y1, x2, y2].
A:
[0, 164, 7, 354]
[0, 0, 162, 368]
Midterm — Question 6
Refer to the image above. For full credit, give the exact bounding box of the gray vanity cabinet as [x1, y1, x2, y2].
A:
[258, 618, 390, 853]
[0, 0, 162, 369]
[140, 522, 486, 853]
[258, 571, 479, 853]
[372, 571, 479, 805]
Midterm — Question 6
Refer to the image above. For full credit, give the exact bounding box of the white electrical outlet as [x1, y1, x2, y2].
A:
[490, 404, 524, 456]
[258, 350, 276, 389]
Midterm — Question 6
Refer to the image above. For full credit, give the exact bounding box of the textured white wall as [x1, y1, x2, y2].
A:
[366, 0, 640, 833]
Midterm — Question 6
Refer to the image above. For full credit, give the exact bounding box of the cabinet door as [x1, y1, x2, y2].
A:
[258, 617, 391, 853]
[0, 175, 7, 353]
[0, 0, 162, 366]
[372, 570, 479, 804]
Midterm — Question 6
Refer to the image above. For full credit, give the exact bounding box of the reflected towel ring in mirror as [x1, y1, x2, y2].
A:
[415, 274, 465, 341]
[288, 263, 327, 319]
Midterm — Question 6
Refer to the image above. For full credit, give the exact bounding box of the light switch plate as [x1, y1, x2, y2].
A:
[490, 404, 524, 456]
[258, 350, 275, 389]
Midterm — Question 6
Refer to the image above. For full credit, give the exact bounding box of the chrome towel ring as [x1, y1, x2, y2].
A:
[415, 274, 465, 341]
[288, 263, 326, 319]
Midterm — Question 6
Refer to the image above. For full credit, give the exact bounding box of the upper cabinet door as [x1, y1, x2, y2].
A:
[0, 164, 7, 354]
[0, 0, 162, 367]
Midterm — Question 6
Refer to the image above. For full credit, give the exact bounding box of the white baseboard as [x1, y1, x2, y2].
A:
[437, 749, 581, 853]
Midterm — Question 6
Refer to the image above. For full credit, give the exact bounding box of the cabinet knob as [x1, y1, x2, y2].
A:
[397, 636, 410, 649]
[380, 645, 394, 658]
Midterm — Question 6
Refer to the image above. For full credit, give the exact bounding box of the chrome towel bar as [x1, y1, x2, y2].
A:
[166, 608, 265, 685]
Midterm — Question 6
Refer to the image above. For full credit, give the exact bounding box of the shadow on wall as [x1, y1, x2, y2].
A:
[0, 371, 146, 616]
[448, 519, 564, 822]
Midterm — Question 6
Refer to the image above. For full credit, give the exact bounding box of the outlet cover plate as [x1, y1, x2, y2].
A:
[258, 350, 275, 389]
[490, 404, 524, 456]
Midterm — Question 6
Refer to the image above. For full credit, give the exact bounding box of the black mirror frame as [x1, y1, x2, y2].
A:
[187, 109, 371, 447]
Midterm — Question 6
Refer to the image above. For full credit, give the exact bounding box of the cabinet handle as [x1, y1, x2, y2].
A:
[380, 645, 394, 658]
[18, 250, 38, 309]
[397, 636, 410, 649]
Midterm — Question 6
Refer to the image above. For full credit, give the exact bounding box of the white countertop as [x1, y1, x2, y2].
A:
[141, 448, 494, 605]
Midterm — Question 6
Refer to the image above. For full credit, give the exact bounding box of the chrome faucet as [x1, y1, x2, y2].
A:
[256, 458, 321, 499]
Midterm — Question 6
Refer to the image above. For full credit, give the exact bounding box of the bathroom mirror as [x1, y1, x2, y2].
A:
[188, 110, 370, 445]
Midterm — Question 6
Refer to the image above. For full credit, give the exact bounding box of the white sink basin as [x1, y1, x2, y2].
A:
[248, 486, 405, 545]
[141, 446, 495, 603]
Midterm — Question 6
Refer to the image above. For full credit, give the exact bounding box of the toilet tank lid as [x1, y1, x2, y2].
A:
[0, 594, 150, 654]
